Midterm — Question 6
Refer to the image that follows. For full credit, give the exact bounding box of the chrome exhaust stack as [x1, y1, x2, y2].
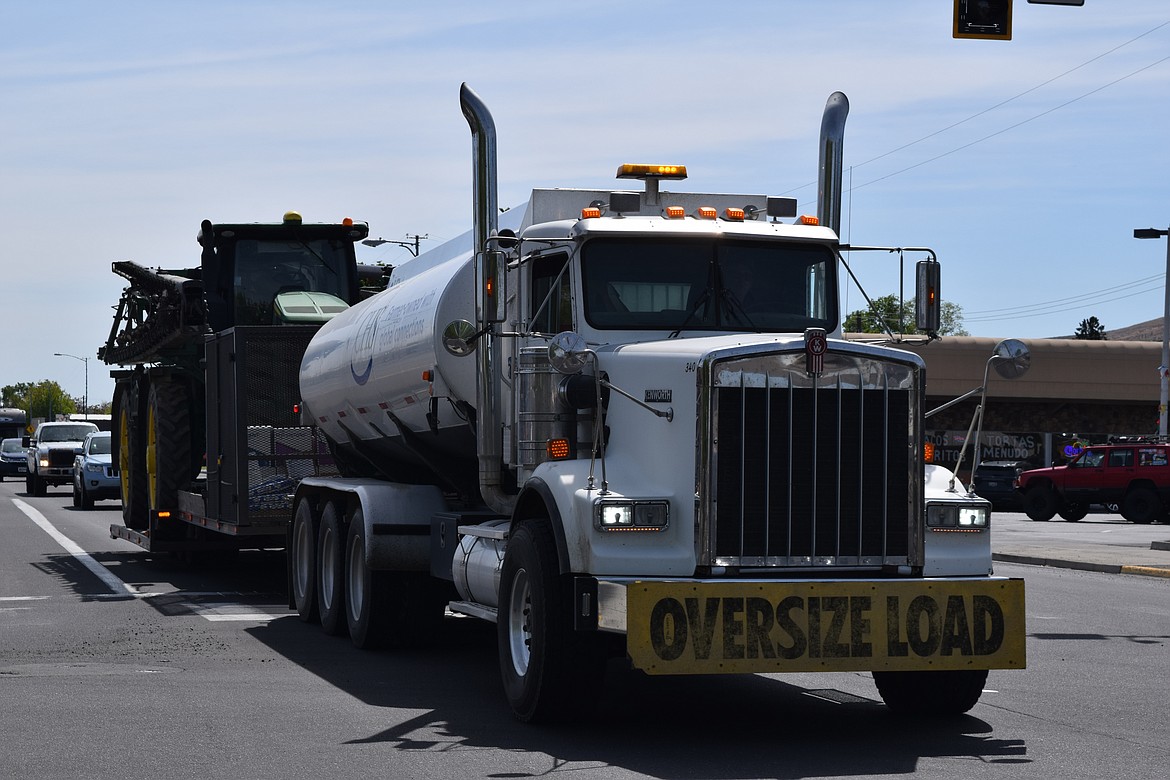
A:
[817, 91, 849, 236]
[460, 83, 513, 515]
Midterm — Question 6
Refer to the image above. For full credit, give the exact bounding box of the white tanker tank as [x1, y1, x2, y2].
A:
[298, 231, 491, 493]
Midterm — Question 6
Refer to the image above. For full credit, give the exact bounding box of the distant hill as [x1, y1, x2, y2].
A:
[1054, 318, 1164, 341]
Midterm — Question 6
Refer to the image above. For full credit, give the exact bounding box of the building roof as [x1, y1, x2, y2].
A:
[891, 336, 1163, 404]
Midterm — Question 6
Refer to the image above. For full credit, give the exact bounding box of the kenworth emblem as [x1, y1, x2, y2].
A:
[804, 328, 827, 376]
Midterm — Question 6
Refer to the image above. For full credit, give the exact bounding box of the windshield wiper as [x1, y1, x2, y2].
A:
[719, 289, 762, 332]
[669, 287, 712, 338]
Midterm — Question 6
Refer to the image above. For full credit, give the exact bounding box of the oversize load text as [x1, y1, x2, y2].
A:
[626, 581, 1026, 674]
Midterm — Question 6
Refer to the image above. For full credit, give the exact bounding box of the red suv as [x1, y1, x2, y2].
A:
[1015, 441, 1170, 524]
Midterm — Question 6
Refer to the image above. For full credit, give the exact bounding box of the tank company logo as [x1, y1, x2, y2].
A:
[625, 580, 1026, 675]
[350, 309, 380, 386]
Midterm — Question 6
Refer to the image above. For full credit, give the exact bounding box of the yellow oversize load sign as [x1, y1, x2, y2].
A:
[626, 579, 1026, 675]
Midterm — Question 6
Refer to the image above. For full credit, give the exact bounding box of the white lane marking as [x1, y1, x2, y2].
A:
[13, 498, 136, 598]
[10, 500, 283, 622]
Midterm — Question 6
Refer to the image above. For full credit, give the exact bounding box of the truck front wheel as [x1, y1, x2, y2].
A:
[497, 519, 603, 723]
[873, 669, 988, 716]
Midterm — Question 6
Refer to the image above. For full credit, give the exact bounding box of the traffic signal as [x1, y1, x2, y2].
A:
[954, 0, 1012, 40]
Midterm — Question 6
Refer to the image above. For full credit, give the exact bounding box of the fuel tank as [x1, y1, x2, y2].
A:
[299, 248, 478, 485]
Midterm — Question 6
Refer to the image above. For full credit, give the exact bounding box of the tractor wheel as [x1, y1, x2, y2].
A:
[146, 378, 191, 513]
[117, 378, 149, 530]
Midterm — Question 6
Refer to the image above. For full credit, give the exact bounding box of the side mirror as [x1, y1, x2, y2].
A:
[915, 259, 941, 334]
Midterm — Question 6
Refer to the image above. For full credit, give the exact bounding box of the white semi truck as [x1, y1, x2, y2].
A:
[287, 84, 1026, 722]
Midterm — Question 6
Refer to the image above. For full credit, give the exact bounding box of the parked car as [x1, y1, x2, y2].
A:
[0, 437, 27, 481]
[971, 460, 1032, 510]
[73, 431, 119, 510]
[1015, 440, 1170, 524]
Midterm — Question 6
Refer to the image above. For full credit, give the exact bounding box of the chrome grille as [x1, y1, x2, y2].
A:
[701, 346, 922, 570]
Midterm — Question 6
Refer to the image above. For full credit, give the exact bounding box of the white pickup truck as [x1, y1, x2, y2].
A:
[24, 421, 98, 496]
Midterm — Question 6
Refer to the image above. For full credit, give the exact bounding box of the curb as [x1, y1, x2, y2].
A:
[992, 553, 1170, 579]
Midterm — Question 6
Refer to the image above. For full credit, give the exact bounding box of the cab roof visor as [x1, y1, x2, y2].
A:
[609, 191, 640, 214]
[767, 197, 798, 219]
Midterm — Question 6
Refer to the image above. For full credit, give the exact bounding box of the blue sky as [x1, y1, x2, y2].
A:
[3, 1, 1168, 406]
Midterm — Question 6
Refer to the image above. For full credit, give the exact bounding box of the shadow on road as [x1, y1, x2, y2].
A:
[246, 613, 1030, 778]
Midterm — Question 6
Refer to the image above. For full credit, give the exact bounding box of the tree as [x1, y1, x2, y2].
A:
[844, 295, 968, 336]
[1, 382, 34, 409]
[1074, 316, 1107, 340]
[24, 381, 75, 421]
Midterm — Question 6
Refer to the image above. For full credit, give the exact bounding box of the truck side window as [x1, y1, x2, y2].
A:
[529, 254, 573, 334]
[1108, 449, 1133, 468]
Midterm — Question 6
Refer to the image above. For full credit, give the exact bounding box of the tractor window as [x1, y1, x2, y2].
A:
[233, 239, 352, 325]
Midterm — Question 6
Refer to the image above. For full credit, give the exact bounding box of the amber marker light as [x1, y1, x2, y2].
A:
[665, 206, 686, 219]
[698, 207, 717, 220]
[581, 207, 602, 219]
[547, 438, 571, 460]
[924, 441, 935, 463]
[724, 207, 745, 221]
[797, 215, 820, 226]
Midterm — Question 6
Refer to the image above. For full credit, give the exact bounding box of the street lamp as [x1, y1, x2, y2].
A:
[362, 234, 428, 257]
[1133, 227, 1170, 437]
[53, 352, 88, 420]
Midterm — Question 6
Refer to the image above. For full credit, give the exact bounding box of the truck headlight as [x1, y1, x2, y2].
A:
[594, 500, 669, 532]
[85, 462, 105, 473]
[39, 457, 50, 468]
[926, 504, 988, 531]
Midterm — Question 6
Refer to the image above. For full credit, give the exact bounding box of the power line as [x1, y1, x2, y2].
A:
[965, 273, 1164, 317]
[784, 21, 1170, 201]
[964, 282, 1164, 323]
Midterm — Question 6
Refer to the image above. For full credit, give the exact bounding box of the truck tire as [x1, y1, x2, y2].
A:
[118, 380, 149, 530]
[344, 510, 445, 650]
[497, 519, 604, 723]
[1122, 488, 1160, 525]
[1022, 485, 1056, 521]
[873, 669, 988, 716]
[146, 378, 191, 512]
[316, 502, 347, 636]
[344, 508, 389, 649]
[1058, 503, 1087, 522]
[291, 498, 319, 623]
[72, 477, 82, 508]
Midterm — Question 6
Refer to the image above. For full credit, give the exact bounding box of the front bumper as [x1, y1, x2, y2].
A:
[591, 576, 1026, 675]
[0, 459, 27, 477]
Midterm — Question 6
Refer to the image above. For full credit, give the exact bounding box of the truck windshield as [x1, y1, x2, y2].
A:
[233, 238, 353, 325]
[40, 425, 97, 442]
[581, 237, 836, 332]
